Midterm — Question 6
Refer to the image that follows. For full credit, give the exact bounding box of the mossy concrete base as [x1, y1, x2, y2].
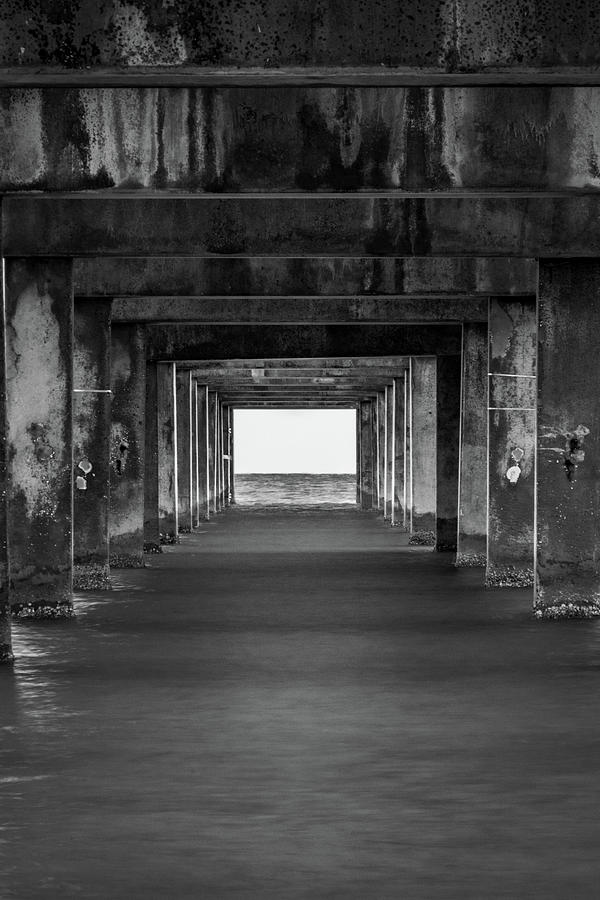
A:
[0, 642, 14, 664]
[535, 602, 600, 620]
[11, 600, 74, 620]
[455, 552, 486, 568]
[143, 542, 162, 554]
[73, 564, 111, 591]
[110, 554, 145, 569]
[486, 565, 534, 588]
[160, 532, 178, 545]
[409, 530, 436, 547]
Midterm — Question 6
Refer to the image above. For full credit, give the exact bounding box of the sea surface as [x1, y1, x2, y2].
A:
[234, 472, 356, 507]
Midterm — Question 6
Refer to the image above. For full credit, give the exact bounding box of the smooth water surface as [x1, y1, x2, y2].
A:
[2, 509, 600, 898]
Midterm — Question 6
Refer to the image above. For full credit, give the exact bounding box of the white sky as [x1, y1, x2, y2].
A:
[233, 409, 357, 473]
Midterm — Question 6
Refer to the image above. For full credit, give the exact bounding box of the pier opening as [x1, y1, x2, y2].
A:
[233, 408, 357, 507]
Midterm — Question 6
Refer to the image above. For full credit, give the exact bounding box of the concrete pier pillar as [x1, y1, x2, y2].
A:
[456, 324, 488, 567]
[536, 261, 600, 617]
[384, 385, 393, 520]
[359, 400, 375, 510]
[487, 298, 536, 588]
[218, 402, 226, 509]
[377, 392, 386, 512]
[73, 299, 112, 590]
[197, 385, 210, 520]
[0, 281, 11, 661]
[356, 408, 362, 506]
[176, 369, 193, 533]
[5, 258, 74, 618]
[436, 355, 461, 552]
[191, 381, 200, 527]
[409, 357, 437, 546]
[392, 373, 408, 528]
[208, 392, 218, 515]
[222, 406, 232, 506]
[228, 407, 236, 505]
[158, 363, 178, 542]
[143, 363, 160, 550]
[110, 325, 146, 568]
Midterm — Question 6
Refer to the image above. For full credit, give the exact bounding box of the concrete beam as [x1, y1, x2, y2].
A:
[75, 258, 536, 297]
[9, 196, 600, 258]
[4, 86, 600, 193]
[111, 295, 488, 323]
[188, 357, 410, 370]
[147, 324, 461, 361]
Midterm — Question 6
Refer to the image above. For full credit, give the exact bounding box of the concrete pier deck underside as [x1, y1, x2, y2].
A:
[2, 508, 600, 899]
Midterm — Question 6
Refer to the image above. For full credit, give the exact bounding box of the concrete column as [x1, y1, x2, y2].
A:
[355, 408, 362, 505]
[0, 270, 11, 661]
[385, 385, 394, 520]
[377, 392, 386, 512]
[158, 363, 178, 542]
[219, 402, 226, 509]
[536, 261, 600, 617]
[457, 323, 488, 567]
[487, 298, 536, 588]
[391, 373, 407, 527]
[176, 369, 193, 533]
[409, 357, 437, 546]
[5, 258, 74, 618]
[359, 399, 375, 510]
[229, 407, 236, 505]
[110, 324, 146, 568]
[197, 384, 210, 520]
[191, 381, 200, 527]
[73, 299, 112, 590]
[143, 363, 160, 549]
[436, 355, 461, 552]
[222, 405, 231, 506]
[208, 391, 218, 515]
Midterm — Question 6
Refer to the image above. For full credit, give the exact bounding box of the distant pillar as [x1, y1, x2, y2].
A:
[487, 298, 536, 588]
[158, 363, 178, 541]
[436, 355, 461, 552]
[197, 385, 210, 520]
[208, 392, 218, 515]
[73, 299, 112, 590]
[384, 385, 394, 520]
[191, 381, 200, 527]
[0, 274, 11, 661]
[222, 405, 232, 506]
[229, 407, 236, 505]
[355, 407, 362, 505]
[110, 324, 146, 568]
[176, 369, 193, 533]
[144, 363, 160, 548]
[391, 373, 407, 527]
[536, 261, 600, 617]
[409, 357, 437, 545]
[377, 392, 386, 512]
[456, 323, 488, 567]
[359, 400, 375, 510]
[5, 259, 74, 618]
[219, 402, 226, 509]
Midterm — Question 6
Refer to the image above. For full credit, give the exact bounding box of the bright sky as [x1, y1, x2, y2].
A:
[233, 409, 357, 473]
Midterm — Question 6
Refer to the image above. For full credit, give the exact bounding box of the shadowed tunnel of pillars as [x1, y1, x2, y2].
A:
[0, 256, 599, 666]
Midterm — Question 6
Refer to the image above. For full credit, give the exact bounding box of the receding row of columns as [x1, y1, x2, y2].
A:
[1, 255, 600, 664]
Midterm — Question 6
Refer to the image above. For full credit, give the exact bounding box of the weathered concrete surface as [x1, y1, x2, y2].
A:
[536, 260, 600, 618]
[111, 296, 488, 323]
[143, 363, 160, 549]
[75, 257, 536, 297]
[0, 4, 599, 69]
[4, 87, 600, 192]
[227, 406, 235, 505]
[208, 392, 218, 516]
[392, 373, 407, 527]
[384, 385, 393, 520]
[377, 392, 385, 511]
[359, 400, 375, 511]
[157, 363, 178, 541]
[110, 324, 146, 567]
[191, 381, 200, 527]
[176, 369, 193, 533]
[147, 324, 461, 361]
[409, 357, 436, 544]
[436, 355, 461, 552]
[222, 406, 232, 507]
[197, 384, 210, 521]
[14, 196, 600, 258]
[487, 298, 536, 588]
[456, 322, 487, 567]
[0, 277, 11, 661]
[73, 299, 111, 590]
[5, 258, 74, 617]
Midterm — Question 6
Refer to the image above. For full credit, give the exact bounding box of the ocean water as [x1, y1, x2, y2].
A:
[234, 473, 357, 507]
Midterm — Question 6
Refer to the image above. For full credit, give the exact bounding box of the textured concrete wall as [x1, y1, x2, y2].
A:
[0, 1, 599, 69]
[2, 87, 600, 192]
